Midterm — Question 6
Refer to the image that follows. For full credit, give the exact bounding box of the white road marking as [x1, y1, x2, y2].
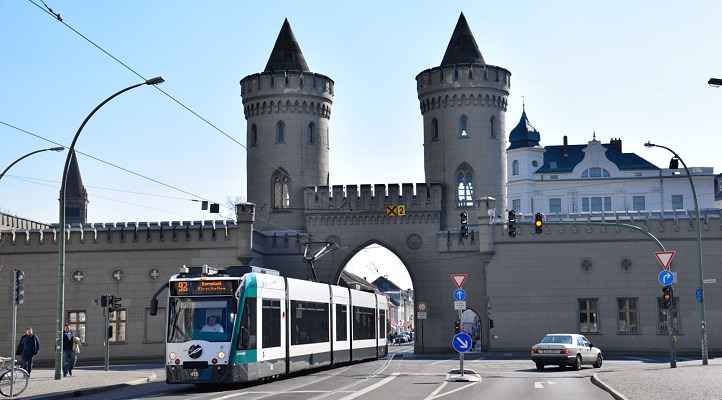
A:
[335, 373, 400, 400]
[306, 353, 399, 400]
[430, 360, 449, 365]
[546, 380, 557, 385]
[423, 381, 448, 400]
[534, 381, 544, 389]
[430, 381, 480, 400]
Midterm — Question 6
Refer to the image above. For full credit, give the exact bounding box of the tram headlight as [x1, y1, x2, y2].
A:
[217, 351, 225, 359]
[169, 352, 177, 360]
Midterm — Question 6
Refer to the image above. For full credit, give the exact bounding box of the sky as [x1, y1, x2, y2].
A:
[2, 1, 722, 286]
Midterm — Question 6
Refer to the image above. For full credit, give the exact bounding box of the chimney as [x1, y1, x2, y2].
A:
[610, 138, 622, 152]
[563, 135, 568, 146]
[562, 135, 568, 157]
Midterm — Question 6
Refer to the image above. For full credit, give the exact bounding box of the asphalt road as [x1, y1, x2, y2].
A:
[75, 346, 614, 400]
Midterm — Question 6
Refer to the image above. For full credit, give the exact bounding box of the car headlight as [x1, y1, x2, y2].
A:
[169, 352, 177, 360]
[217, 351, 225, 359]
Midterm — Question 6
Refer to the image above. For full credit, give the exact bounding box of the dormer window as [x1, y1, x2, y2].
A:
[582, 167, 610, 178]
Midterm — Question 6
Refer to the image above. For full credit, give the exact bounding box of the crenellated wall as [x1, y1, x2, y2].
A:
[415, 64, 510, 112]
[303, 183, 442, 213]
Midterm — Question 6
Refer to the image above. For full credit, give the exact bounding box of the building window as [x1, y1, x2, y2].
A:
[431, 118, 439, 141]
[578, 299, 599, 333]
[291, 301, 329, 345]
[632, 196, 645, 211]
[326, 128, 330, 149]
[307, 122, 315, 144]
[617, 298, 639, 334]
[272, 169, 290, 209]
[109, 308, 127, 344]
[67, 310, 87, 344]
[512, 199, 521, 212]
[549, 198, 562, 214]
[262, 299, 281, 348]
[459, 115, 469, 138]
[657, 297, 681, 335]
[582, 196, 611, 212]
[456, 163, 474, 207]
[275, 121, 285, 144]
[336, 304, 347, 341]
[512, 160, 519, 176]
[582, 167, 610, 178]
[672, 194, 684, 210]
[251, 124, 258, 147]
[490, 116, 496, 138]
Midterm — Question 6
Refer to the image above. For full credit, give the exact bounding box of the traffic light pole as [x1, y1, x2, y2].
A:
[458, 309, 464, 378]
[9, 269, 18, 399]
[104, 304, 110, 371]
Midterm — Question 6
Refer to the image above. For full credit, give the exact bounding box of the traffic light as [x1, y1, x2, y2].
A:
[459, 212, 469, 237]
[111, 296, 122, 311]
[454, 319, 461, 333]
[534, 213, 544, 234]
[100, 295, 109, 307]
[662, 286, 673, 309]
[507, 210, 517, 237]
[14, 270, 25, 305]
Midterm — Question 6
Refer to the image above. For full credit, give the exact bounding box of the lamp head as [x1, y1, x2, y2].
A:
[50, 146, 65, 152]
[644, 141, 654, 148]
[708, 78, 722, 87]
[145, 76, 165, 85]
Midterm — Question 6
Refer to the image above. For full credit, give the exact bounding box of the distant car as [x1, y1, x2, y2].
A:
[530, 333, 602, 371]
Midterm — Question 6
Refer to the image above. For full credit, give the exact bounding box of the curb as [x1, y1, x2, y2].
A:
[591, 373, 629, 400]
[25, 372, 158, 400]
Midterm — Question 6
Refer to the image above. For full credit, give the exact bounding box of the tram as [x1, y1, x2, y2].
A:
[150, 265, 388, 384]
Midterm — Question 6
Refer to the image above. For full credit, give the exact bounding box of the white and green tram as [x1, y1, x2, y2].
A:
[151, 265, 388, 384]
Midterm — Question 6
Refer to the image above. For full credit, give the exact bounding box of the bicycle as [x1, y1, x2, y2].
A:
[0, 357, 29, 398]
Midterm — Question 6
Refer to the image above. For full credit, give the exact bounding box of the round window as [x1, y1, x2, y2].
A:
[531, 160, 539, 167]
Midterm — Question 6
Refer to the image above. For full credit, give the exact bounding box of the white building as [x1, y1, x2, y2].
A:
[506, 108, 717, 217]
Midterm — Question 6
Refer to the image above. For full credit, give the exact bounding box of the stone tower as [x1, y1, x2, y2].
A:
[416, 13, 510, 228]
[241, 19, 334, 231]
[64, 150, 88, 225]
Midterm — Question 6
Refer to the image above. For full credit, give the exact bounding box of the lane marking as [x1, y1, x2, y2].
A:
[546, 380, 557, 385]
[423, 381, 448, 400]
[429, 381, 479, 400]
[335, 373, 400, 400]
[534, 381, 544, 389]
[306, 353, 399, 400]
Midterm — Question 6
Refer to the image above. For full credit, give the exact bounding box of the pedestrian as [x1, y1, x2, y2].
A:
[72, 335, 81, 368]
[15, 327, 39, 375]
[62, 324, 76, 377]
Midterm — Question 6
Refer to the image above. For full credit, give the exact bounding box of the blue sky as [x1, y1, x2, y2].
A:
[2, 0, 722, 229]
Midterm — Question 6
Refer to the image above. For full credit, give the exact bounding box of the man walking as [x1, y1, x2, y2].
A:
[15, 327, 39, 374]
[62, 324, 76, 377]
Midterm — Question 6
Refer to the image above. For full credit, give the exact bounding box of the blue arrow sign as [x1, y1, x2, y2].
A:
[658, 270, 674, 286]
[696, 287, 703, 303]
[453, 288, 466, 301]
[451, 331, 473, 353]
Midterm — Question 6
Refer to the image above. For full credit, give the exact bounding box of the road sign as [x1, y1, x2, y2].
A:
[451, 331, 473, 353]
[417, 312, 427, 320]
[655, 250, 677, 270]
[385, 204, 407, 217]
[450, 273, 468, 288]
[453, 288, 466, 301]
[704, 278, 717, 284]
[454, 300, 466, 310]
[417, 302, 428, 312]
[658, 270, 676, 286]
[696, 288, 703, 303]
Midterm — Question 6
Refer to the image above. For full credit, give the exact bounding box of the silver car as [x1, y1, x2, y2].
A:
[530, 333, 602, 371]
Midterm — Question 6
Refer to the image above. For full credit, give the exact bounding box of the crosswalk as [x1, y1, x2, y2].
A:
[534, 380, 560, 389]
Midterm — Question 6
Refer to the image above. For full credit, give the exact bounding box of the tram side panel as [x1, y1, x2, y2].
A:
[331, 286, 351, 363]
[255, 274, 287, 379]
[350, 289, 379, 361]
[376, 294, 388, 358]
[287, 278, 333, 373]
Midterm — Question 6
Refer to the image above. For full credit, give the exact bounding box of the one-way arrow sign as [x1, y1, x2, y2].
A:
[655, 250, 677, 270]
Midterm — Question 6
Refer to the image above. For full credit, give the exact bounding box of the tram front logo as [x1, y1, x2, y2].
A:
[188, 344, 203, 359]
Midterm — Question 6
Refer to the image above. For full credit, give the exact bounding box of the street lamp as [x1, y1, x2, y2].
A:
[0, 147, 65, 182]
[644, 141, 708, 365]
[708, 78, 722, 87]
[55, 76, 164, 379]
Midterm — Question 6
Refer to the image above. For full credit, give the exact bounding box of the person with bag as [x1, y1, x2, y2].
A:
[15, 327, 39, 374]
[62, 324, 76, 377]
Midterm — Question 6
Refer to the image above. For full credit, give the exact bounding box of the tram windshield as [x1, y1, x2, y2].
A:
[168, 296, 237, 343]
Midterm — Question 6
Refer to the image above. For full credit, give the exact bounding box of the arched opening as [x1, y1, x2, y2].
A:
[336, 242, 416, 351]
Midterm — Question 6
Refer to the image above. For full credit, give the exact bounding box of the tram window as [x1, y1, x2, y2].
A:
[353, 306, 376, 340]
[262, 299, 281, 348]
[291, 301, 329, 345]
[379, 310, 386, 338]
[237, 298, 256, 350]
[336, 304, 347, 341]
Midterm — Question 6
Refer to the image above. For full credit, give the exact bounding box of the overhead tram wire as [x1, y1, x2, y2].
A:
[1, 120, 219, 204]
[25, 0, 246, 149]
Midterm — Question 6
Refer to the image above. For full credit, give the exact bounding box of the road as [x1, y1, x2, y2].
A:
[76, 346, 615, 400]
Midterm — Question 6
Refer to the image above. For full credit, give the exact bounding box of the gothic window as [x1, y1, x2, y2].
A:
[459, 115, 469, 138]
[490, 116, 496, 138]
[431, 118, 439, 142]
[307, 122, 315, 144]
[512, 160, 519, 176]
[272, 169, 290, 209]
[276, 121, 285, 144]
[251, 124, 258, 147]
[456, 163, 474, 208]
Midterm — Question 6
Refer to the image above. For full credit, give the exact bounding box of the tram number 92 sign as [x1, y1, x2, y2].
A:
[171, 280, 236, 296]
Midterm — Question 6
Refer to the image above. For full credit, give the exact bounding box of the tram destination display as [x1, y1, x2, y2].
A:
[170, 280, 236, 296]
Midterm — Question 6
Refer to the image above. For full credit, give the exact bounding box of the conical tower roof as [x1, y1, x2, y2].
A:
[264, 19, 310, 72]
[65, 150, 87, 199]
[508, 107, 541, 149]
[441, 13, 485, 66]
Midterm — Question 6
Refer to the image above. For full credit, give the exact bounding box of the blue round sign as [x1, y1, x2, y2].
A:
[658, 270, 674, 286]
[451, 331, 473, 353]
[453, 288, 465, 301]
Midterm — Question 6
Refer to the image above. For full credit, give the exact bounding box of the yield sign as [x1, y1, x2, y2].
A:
[450, 273, 468, 288]
[655, 250, 676, 270]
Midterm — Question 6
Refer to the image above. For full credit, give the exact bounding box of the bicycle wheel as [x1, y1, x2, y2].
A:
[0, 367, 29, 397]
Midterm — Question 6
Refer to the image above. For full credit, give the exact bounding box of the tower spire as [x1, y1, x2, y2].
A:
[440, 12, 485, 66]
[264, 18, 310, 72]
[64, 150, 88, 224]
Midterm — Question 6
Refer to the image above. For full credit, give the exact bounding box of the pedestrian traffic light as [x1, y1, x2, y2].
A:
[460, 212, 469, 237]
[14, 270, 25, 305]
[454, 319, 461, 333]
[534, 213, 544, 234]
[100, 295, 109, 307]
[507, 210, 517, 238]
[662, 286, 673, 309]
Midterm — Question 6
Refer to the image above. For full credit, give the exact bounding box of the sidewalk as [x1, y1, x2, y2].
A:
[17, 363, 164, 399]
[595, 358, 722, 400]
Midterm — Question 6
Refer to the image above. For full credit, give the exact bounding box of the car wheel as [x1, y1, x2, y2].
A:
[573, 355, 582, 371]
[593, 354, 603, 368]
[535, 363, 544, 371]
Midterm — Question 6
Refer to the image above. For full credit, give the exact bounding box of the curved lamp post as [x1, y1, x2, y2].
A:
[0, 146, 65, 182]
[55, 76, 164, 380]
[644, 141, 708, 365]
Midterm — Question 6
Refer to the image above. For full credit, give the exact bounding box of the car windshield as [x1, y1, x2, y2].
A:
[540, 335, 572, 344]
[168, 296, 237, 343]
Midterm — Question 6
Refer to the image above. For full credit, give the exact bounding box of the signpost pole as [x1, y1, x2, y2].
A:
[104, 304, 110, 371]
[10, 269, 17, 399]
[458, 308, 464, 378]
